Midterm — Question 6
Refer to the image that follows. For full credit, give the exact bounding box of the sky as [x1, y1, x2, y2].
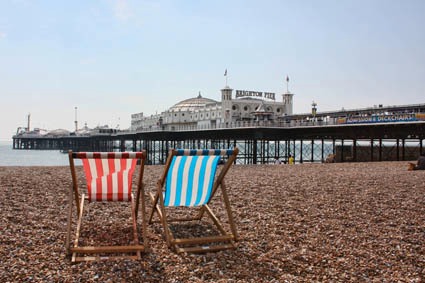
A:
[1, 0, 424, 141]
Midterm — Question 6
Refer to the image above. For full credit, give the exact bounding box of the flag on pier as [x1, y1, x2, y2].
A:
[224, 69, 227, 76]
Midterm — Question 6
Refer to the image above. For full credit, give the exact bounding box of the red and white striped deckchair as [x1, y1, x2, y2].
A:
[66, 151, 149, 262]
[149, 148, 239, 253]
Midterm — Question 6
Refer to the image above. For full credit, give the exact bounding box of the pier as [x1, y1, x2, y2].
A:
[12, 121, 425, 165]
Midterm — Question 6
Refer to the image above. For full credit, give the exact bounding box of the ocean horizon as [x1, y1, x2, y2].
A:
[0, 141, 70, 166]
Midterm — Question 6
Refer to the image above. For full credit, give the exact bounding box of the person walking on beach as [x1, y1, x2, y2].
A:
[409, 152, 425, 170]
[288, 154, 294, 165]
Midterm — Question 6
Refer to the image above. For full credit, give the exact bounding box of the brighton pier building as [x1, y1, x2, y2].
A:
[131, 83, 294, 132]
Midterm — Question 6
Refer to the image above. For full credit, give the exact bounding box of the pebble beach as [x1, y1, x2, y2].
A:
[1, 162, 424, 282]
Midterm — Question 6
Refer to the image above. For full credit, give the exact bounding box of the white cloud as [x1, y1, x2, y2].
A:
[113, 0, 132, 21]
[0, 32, 7, 39]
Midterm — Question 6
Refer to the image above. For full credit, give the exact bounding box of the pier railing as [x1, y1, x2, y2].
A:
[131, 119, 335, 133]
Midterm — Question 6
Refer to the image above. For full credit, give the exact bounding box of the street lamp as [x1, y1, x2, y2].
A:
[311, 101, 317, 123]
[74, 107, 78, 132]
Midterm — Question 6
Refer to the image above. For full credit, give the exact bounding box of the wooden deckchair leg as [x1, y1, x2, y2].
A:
[197, 181, 238, 240]
[66, 184, 74, 255]
[156, 183, 173, 248]
[220, 180, 239, 241]
[72, 194, 86, 262]
[131, 196, 141, 259]
[135, 187, 140, 221]
[139, 184, 149, 251]
[203, 205, 227, 235]
[195, 206, 206, 221]
[134, 160, 145, 220]
[149, 192, 166, 224]
[133, 158, 149, 251]
[148, 190, 160, 224]
[68, 151, 81, 215]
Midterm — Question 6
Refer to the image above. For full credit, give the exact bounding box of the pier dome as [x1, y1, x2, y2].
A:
[169, 93, 218, 112]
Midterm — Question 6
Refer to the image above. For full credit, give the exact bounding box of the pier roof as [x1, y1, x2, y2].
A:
[169, 94, 218, 112]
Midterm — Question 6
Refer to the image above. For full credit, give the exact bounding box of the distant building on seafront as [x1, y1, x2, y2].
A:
[130, 80, 294, 131]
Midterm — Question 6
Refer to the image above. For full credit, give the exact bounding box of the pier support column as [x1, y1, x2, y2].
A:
[311, 139, 314, 163]
[402, 139, 406, 161]
[120, 139, 125, 152]
[300, 140, 303, 164]
[132, 140, 137, 152]
[253, 139, 257, 165]
[396, 138, 400, 161]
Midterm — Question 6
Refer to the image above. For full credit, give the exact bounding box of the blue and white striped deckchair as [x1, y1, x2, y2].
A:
[164, 149, 233, 207]
[149, 148, 239, 253]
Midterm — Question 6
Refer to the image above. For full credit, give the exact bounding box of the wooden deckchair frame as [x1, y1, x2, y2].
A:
[149, 148, 239, 253]
[66, 150, 149, 262]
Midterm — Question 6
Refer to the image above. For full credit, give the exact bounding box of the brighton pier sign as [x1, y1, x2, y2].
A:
[235, 90, 276, 100]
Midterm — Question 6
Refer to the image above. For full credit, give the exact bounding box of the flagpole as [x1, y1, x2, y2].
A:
[286, 75, 289, 93]
[224, 69, 228, 86]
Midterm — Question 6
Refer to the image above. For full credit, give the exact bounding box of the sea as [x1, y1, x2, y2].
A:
[0, 140, 336, 166]
[0, 141, 70, 166]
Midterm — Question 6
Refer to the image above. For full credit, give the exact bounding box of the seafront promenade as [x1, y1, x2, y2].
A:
[1, 162, 423, 281]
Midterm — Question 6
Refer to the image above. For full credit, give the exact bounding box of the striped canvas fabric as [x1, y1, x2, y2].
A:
[76, 152, 142, 202]
[175, 149, 234, 156]
[164, 149, 234, 207]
